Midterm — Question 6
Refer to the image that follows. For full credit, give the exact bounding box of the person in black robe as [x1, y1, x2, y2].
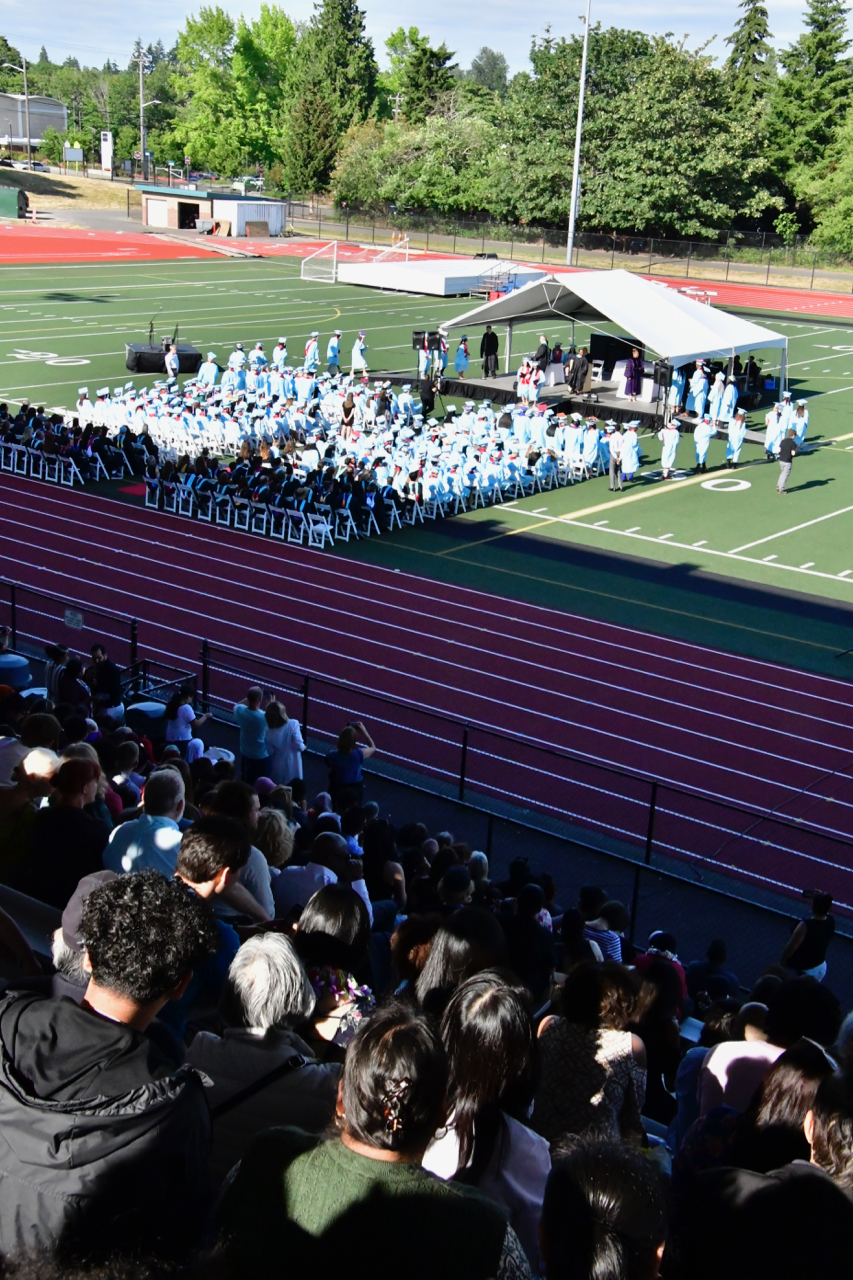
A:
[569, 347, 589, 393]
[534, 335, 550, 371]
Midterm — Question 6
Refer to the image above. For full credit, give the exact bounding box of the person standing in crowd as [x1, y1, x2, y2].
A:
[781, 892, 835, 979]
[165, 344, 180, 381]
[165, 684, 209, 756]
[624, 347, 644, 402]
[265, 699, 305, 784]
[726, 406, 748, 468]
[620, 421, 640, 483]
[764, 401, 784, 460]
[325, 721, 376, 811]
[793, 398, 809, 445]
[658, 419, 680, 479]
[480, 325, 499, 378]
[87, 643, 124, 722]
[351, 331, 368, 376]
[569, 346, 590, 394]
[534, 336, 550, 372]
[776, 427, 797, 494]
[606, 421, 623, 490]
[693, 415, 717, 472]
[686, 362, 708, 417]
[234, 686, 271, 783]
[327, 329, 342, 376]
[304, 331, 320, 374]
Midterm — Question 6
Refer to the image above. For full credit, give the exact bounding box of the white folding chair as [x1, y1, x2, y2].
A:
[383, 500, 402, 531]
[196, 489, 214, 522]
[250, 502, 270, 535]
[306, 511, 334, 549]
[43, 454, 61, 483]
[403, 499, 424, 526]
[59, 457, 85, 486]
[215, 494, 233, 526]
[335, 508, 360, 541]
[28, 448, 44, 480]
[286, 509, 306, 544]
[177, 483, 196, 517]
[161, 481, 178, 513]
[144, 477, 160, 509]
[232, 499, 250, 531]
[269, 506, 287, 540]
[11, 443, 28, 475]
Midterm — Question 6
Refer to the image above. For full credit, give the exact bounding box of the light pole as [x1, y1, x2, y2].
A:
[2, 58, 31, 171]
[566, 0, 591, 266]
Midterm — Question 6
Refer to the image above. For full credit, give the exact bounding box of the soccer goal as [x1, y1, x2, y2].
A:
[301, 240, 338, 283]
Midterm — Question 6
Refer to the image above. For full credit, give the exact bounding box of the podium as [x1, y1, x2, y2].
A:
[125, 343, 203, 375]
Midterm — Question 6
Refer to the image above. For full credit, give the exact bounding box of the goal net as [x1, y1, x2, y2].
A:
[301, 240, 338, 283]
[349, 236, 414, 264]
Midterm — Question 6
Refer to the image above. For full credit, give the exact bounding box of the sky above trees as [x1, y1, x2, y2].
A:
[3, 0, 817, 77]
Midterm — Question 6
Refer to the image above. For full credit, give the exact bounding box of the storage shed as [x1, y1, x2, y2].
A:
[136, 186, 287, 237]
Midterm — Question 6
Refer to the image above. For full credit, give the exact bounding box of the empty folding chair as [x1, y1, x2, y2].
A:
[11, 443, 29, 476]
[383, 500, 402, 531]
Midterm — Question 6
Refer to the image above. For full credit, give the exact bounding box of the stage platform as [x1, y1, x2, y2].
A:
[441, 373, 668, 428]
[336, 257, 546, 297]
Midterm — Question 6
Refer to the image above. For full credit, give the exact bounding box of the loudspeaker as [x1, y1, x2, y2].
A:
[427, 331, 442, 352]
[412, 331, 426, 351]
[653, 361, 673, 389]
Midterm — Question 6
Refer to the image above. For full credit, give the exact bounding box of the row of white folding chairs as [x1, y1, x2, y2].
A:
[0, 441, 88, 487]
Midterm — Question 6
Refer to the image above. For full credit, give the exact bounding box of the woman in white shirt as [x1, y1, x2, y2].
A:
[265, 701, 305, 784]
[422, 970, 550, 1269]
[164, 685, 209, 755]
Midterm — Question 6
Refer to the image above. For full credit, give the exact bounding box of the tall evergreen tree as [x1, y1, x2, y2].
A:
[38, 46, 50, 65]
[399, 36, 457, 123]
[283, 68, 338, 190]
[308, 0, 377, 131]
[724, 0, 773, 101]
[770, 0, 853, 173]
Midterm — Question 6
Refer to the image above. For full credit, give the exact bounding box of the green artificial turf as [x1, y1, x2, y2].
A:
[4, 257, 853, 677]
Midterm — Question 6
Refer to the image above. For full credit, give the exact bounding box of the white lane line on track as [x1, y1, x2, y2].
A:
[4, 518, 851, 759]
[5, 474, 853, 702]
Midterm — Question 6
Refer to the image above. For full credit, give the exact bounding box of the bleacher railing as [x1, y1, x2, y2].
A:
[200, 640, 853, 920]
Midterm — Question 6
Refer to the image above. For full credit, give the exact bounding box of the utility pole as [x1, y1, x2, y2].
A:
[2, 56, 31, 170]
[566, 0, 591, 266]
[131, 44, 149, 181]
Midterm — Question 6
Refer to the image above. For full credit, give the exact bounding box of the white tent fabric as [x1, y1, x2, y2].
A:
[438, 269, 787, 369]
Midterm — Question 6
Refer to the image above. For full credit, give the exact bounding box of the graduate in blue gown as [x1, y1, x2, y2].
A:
[657, 421, 680, 479]
[693, 415, 717, 471]
[726, 407, 747, 467]
[686, 362, 709, 417]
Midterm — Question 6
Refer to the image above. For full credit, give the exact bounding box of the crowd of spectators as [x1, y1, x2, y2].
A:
[0, 664, 851, 1280]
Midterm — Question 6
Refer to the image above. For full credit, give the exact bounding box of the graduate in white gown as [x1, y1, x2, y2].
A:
[657, 421, 680, 479]
[686, 363, 709, 417]
[693, 415, 717, 471]
[726, 407, 747, 467]
[720, 376, 738, 423]
[792, 399, 809, 445]
[708, 371, 726, 421]
[621, 420, 641, 480]
[764, 403, 784, 458]
[669, 366, 686, 411]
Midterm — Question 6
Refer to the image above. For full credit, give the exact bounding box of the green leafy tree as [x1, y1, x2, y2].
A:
[0, 37, 24, 93]
[724, 0, 773, 102]
[468, 47, 509, 96]
[377, 26, 420, 117]
[770, 0, 853, 178]
[308, 0, 377, 131]
[37, 47, 50, 65]
[802, 105, 853, 250]
[399, 35, 457, 123]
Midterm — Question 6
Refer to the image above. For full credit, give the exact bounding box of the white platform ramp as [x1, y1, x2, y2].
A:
[336, 256, 546, 297]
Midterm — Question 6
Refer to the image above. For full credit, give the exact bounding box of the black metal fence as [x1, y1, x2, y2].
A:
[200, 640, 853, 920]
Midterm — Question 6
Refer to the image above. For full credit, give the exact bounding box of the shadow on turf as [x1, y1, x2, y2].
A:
[426, 514, 853, 637]
[45, 293, 117, 304]
[785, 479, 835, 493]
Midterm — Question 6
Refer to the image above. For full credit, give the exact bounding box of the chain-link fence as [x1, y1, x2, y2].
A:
[284, 199, 853, 295]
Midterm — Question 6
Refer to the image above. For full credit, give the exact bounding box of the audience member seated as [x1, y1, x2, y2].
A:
[633, 931, 687, 1010]
[208, 781, 275, 920]
[273, 830, 372, 922]
[186, 930, 341, 1185]
[499, 883, 557, 1010]
[0, 747, 60, 883]
[582, 900, 630, 962]
[361, 817, 406, 910]
[534, 962, 647, 1146]
[292, 883, 375, 1058]
[0, 712, 60, 786]
[423, 970, 550, 1267]
[670, 997, 741, 1150]
[629, 955, 684, 1125]
[14, 758, 110, 909]
[415, 906, 509, 1019]
[673, 1066, 853, 1280]
[254, 806, 294, 869]
[540, 1140, 668, 1280]
[561, 909, 603, 967]
[104, 767, 185, 875]
[686, 938, 741, 1004]
[0, 871, 218, 1262]
[781, 892, 836, 980]
[218, 1001, 532, 1280]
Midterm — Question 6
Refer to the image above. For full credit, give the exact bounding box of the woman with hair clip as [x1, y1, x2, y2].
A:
[423, 971, 551, 1268]
[218, 1001, 533, 1279]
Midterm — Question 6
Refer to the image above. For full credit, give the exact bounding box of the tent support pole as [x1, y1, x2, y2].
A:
[781, 339, 787, 393]
[505, 322, 513, 374]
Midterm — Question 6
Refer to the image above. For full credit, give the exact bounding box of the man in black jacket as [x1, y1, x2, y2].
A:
[0, 871, 219, 1262]
[480, 325, 499, 378]
[777, 427, 797, 494]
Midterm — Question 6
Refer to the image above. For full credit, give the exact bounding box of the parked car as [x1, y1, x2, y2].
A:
[231, 175, 264, 194]
[31, 161, 49, 171]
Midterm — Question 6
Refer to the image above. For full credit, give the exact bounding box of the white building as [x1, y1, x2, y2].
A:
[0, 92, 67, 147]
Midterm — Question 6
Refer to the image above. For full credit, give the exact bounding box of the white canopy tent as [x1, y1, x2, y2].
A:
[438, 269, 788, 386]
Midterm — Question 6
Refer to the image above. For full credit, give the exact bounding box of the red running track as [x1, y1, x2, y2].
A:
[0, 226, 218, 264]
[4, 473, 853, 909]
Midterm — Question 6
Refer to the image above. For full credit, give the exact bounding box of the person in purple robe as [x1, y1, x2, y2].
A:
[624, 347, 644, 401]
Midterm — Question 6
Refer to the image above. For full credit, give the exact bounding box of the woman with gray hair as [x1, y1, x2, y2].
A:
[186, 931, 342, 1186]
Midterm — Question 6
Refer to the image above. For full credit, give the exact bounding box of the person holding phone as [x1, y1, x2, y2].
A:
[325, 721, 376, 812]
